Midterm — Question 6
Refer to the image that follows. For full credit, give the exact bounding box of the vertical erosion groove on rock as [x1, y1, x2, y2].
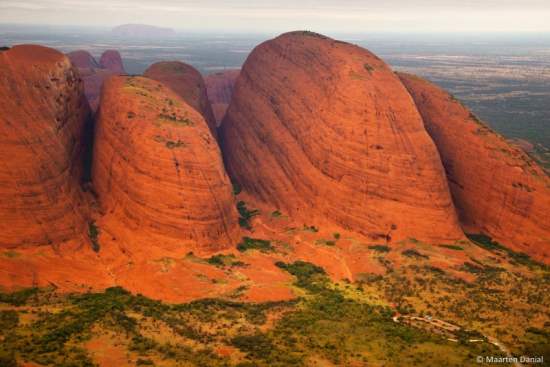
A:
[0, 45, 90, 248]
[220, 31, 464, 244]
[399, 72, 550, 262]
[92, 76, 239, 252]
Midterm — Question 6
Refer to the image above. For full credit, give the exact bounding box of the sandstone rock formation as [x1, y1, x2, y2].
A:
[0, 45, 90, 248]
[205, 69, 240, 125]
[67, 50, 99, 69]
[221, 31, 463, 244]
[92, 76, 239, 252]
[99, 50, 125, 74]
[399, 73, 550, 262]
[67, 49, 126, 112]
[144, 61, 217, 137]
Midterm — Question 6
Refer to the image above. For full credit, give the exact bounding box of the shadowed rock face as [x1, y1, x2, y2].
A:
[99, 50, 125, 74]
[144, 61, 217, 138]
[67, 50, 126, 112]
[0, 45, 91, 248]
[221, 31, 463, 244]
[67, 50, 99, 69]
[92, 76, 239, 251]
[399, 73, 550, 263]
[205, 69, 240, 126]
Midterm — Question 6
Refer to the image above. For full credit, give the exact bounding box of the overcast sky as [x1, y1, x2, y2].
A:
[1, 0, 550, 33]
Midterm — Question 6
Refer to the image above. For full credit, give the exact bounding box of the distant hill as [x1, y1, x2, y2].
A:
[111, 24, 175, 38]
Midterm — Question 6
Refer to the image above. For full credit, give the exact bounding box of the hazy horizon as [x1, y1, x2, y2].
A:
[1, 0, 550, 33]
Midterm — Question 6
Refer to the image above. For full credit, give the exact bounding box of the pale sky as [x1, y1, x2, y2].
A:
[1, 0, 550, 33]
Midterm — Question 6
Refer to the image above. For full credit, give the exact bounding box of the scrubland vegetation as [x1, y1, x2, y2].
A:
[0, 234, 547, 366]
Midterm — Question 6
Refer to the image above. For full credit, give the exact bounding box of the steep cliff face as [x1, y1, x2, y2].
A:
[0, 45, 90, 248]
[144, 61, 217, 137]
[92, 76, 239, 252]
[99, 50, 125, 74]
[399, 73, 550, 262]
[205, 69, 240, 125]
[221, 32, 463, 243]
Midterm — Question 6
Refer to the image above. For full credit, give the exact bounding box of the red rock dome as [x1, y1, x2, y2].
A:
[399, 72, 550, 262]
[99, 49, 125, 74]
[221, 32, 463, 243]
[0, 45, 91, 248]
[92, 76, 239, 252]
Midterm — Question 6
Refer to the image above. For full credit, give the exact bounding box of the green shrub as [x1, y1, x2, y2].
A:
[232, 182, 242, 195]
[130, 335, 157, 354]
[333, 232, 341, 239]
[165, 140, 184, 149]
[369, 245, 391, 253]
[0, 352, 17, 367]
[402, 249, 429, 259]
[316, 239, 336, 246]
[88, 221, 100, 252]
[206, 254, 246, 268]
[461, 262, 483, 274]
[276, 261, 327, 292]
[439, 244, 464, 251]
[136, 358, 155, 365]
[206, 254, 225, 266]
[0, 287, 38, 306]
[302, 225, 319, 232]
[466, 233, 544, 269]
[276, 261, 325, 278]
[237, 201, 259, 229]
[271, 210, 283, 218]
[237, 237, 274, 253]
[158, 113, 193, 126]
[0, 310, 19, 331]
[231, 333, 274, 359]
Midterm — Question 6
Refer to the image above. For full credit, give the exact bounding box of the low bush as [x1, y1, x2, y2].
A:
[237, 201, 259, 229]
[206, 254, 247, 268]
[136, 358, 155, 366]
[0, 310, 19, 331]
[467, 233, 544, 269]
[316, 239, 336, 246]
[88, 221, 100, 252]
[158, 113, 193, 126]
[231, 333, 274, 359]
[237, 237, 274, 253]
[0, 287, 39, 306]
[402, 249, 429, 259]
[232, 182, 242, 195]
[276, 261, 327, 292]
[302, 225, 319, 232]
[439, 244, 464, 251]
[369, 245, 391, 253]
